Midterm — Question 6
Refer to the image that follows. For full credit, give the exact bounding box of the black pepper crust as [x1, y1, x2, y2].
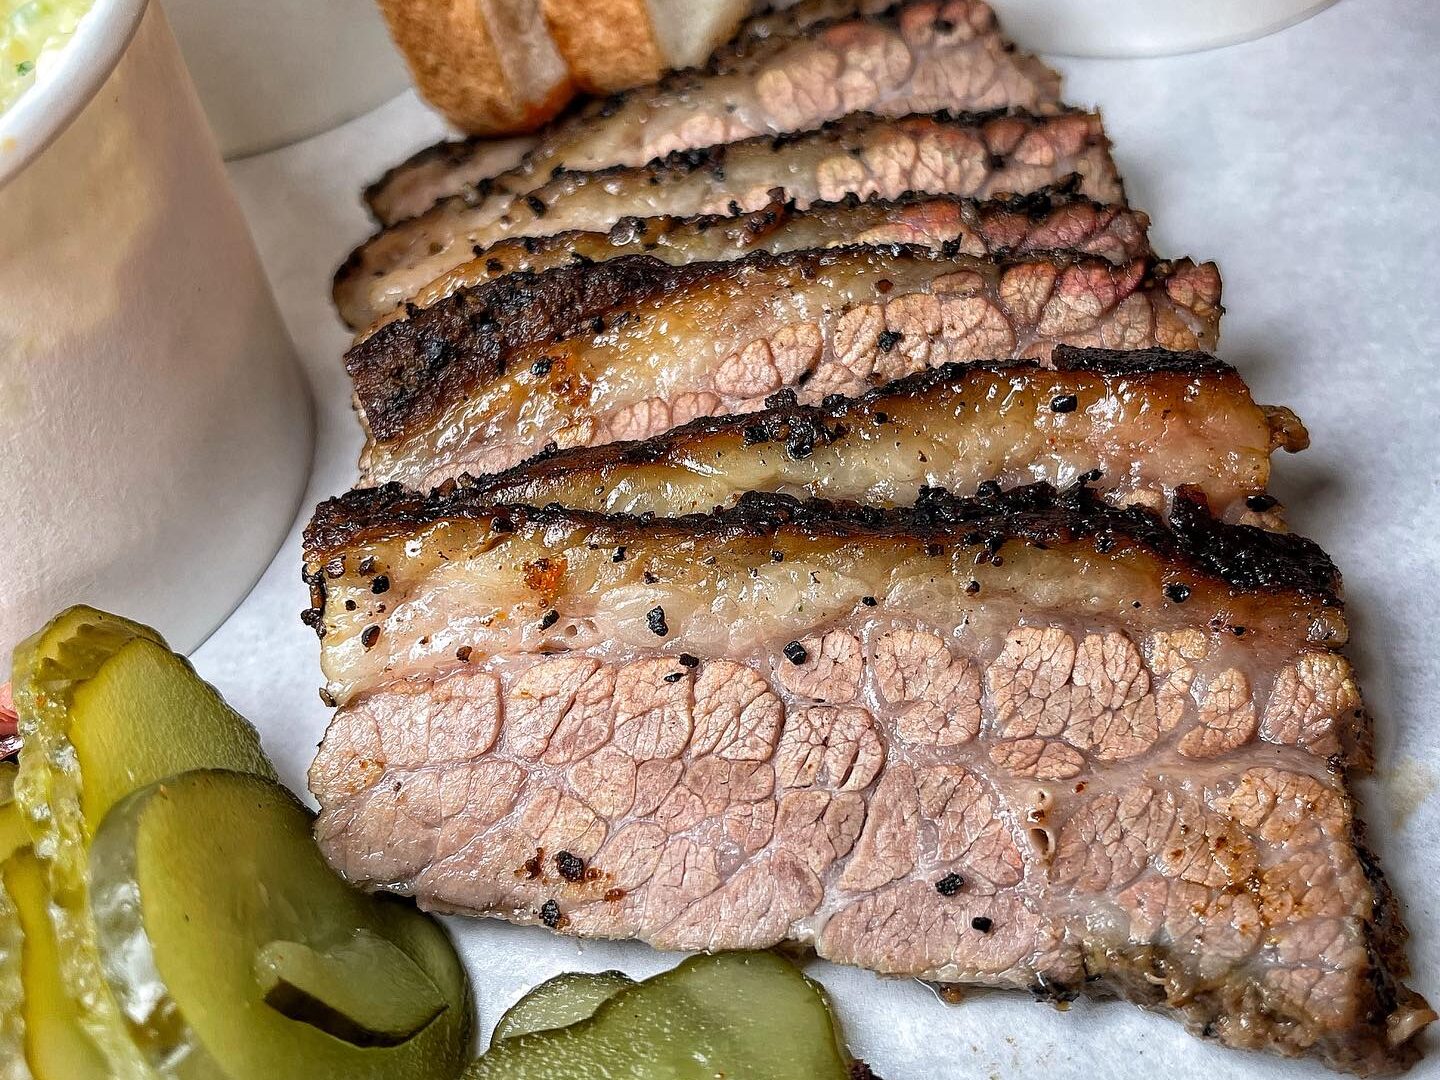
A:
[1050, 344, 1233, 377]
[351, 180, 1139, 332]
[349, 243, 1171, 445]
[339, 106, 1106, 324]
[304, 480, 1342, 606]
[362, 0, 1055, 222]
[432, 345, 1247, 500]
[362, 137, 488, 221]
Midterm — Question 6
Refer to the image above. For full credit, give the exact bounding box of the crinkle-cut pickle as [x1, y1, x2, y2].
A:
[0, 763, 24, 866]
[254, 932, 448, 1048]
[464, 952, 852, 1080]
[1, 768, 31, 1080]
[491, 970, 635, 1043]
[88, 769, 472, 1080]
[5, 849, 110, 1079]
[11, 606, 274, 1078]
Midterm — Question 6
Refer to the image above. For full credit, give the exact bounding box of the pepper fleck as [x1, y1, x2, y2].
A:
[1245, 493, 1278, 512]
[554, 851, 586, 882]
[1163, 583, 1192, 604]
[370, 575, 390, 594]
[358, 556, 376, 575]
[539, 899, 562, 928]
[876, 329, 903, 353]
[934, 873, 965, 897]
[971, 916, 993, 933]
[612, 546, 626, 562]
[531, 357, 553, 377]
[783, 640, 809, 665]
[360, 625, 380, 649]
[861, 596, 878, 607]
[678, 653, 700, 667]
[647, 606, 669, 636]
[318, 688, 337, 708]
[965, 580, 981, 595]
[540, 609, 560, 630]
[663, 671, 684, 683]
[1050, 394, 1079, 413]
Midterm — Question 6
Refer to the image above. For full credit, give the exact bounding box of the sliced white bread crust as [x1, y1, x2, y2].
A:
[381, 0, 773, 133]
[376, 0, 574, 134]
[541, 0, 664, 91]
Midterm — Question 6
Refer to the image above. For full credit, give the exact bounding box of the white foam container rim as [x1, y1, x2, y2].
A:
[0, 0, 148, 191]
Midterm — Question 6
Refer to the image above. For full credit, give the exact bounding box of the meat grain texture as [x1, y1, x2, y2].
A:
[365, 0, 1064, 226]
[349, 245, 1223, 489]
[359, 186, 1152, 338]
[337, 108, 1123, 329]
[304, 484, 1433, 1074]
[438, 346, 1305, 525]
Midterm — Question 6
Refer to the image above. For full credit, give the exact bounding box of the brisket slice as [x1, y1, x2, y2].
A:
[303, 482, 1432, 1074]
[349, 245, 1222, 488]
[338, 108, 1122, 330]
[431, 346, 1306, 524]
[364, 0, 1063, 226]
[361, 185, 1151, 338]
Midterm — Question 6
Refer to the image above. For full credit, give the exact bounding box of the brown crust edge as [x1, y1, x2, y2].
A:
[347, 242, 1184, 446]
[304, 480, 1342, 608]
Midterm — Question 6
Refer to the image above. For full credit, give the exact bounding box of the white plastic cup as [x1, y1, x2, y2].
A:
[162, 0, 412, 158]
[997, 0, 1338, 57]
[0, 0, 313, 668]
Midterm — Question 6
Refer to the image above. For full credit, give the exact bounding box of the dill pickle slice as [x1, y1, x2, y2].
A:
[0, 784, 25, 1080]
[464, 952, 852, 1080]
[0, 764, 25, 865]
[491, 971, 635, 1043]
[254, 932, 447, 1048]
[11, 606, 275, 1078]
[88, 769, 471, 1080]
[0, 879, 22, 1080]
[4, 849, 110, 1079]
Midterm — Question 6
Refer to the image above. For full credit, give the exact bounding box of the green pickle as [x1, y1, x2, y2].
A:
[88, 768, 472, 1080]
[465, 952, 853, 1080]
[254, 932, 448, 1048]
[5, 849, 110, 1079]
[11, 606, 274, 1077]
[1, 767, 30, 1079]
[491, 971, 635, 1043]
[0, 763, 25, 866]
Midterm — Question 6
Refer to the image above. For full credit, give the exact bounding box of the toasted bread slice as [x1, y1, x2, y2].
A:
[376, 0, 574, 134]
[540, 0, 664, 91]
[380, 0, 759, 133]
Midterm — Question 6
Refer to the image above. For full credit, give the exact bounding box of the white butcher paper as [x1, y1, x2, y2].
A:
[195, 0, 1440, 1074]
